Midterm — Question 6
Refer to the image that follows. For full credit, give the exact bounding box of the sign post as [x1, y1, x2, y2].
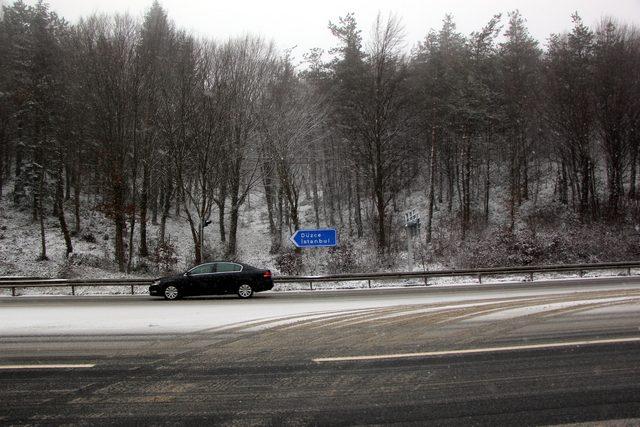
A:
[404, 210, 421, 272]
[290, 229, 338, 249]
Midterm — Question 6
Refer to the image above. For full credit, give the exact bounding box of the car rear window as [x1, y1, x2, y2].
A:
[216, 263, 242, 272]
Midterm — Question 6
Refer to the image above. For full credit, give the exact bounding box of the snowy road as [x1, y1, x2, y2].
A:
[1, 275, 640, 336]
[2, 277, 640, 424]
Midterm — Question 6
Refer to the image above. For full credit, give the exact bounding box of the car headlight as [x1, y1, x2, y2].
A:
[151, 280, 161, 287]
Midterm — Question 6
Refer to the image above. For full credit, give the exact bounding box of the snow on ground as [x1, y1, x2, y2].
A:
[0, 189, 278, 278]
[0, 185, 377, 279]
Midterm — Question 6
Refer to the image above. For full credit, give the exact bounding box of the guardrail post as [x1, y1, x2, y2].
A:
[579, 270, 584, 278]
[368, 280, 371, 288]
[309, 281, 313, 291]
[478, 274, 482, 284]
[424, 276, 428, 286]
[71, 285, 75, 296]
[11, 287, 16, 297]
[627, 267, 631, 276]
[529, 272, 534, 282]
[131, 284, 135, 295]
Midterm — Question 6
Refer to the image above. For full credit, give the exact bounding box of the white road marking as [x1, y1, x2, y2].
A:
[313, 337, 640, 363]
[0, 364, 95, 370]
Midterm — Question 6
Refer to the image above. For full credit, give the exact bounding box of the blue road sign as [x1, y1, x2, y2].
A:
[290, 229, 338, 248]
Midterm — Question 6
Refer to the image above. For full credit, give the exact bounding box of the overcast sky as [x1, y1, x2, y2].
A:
[12, 0, 640, 62]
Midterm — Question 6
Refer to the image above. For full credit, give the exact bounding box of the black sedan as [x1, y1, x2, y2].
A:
[149, 262, 274, 300]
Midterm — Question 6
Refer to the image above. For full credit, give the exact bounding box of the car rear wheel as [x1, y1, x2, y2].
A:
[237, 284, 254, 299]
[164, 285, 180, 300]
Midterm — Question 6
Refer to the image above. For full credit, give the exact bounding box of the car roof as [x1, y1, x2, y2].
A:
[194, 261, 258, 270]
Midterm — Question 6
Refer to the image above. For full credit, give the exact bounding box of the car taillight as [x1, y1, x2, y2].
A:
[263, 270, 272, 279]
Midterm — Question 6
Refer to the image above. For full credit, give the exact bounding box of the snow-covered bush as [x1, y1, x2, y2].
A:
[275, 250, 303, 275]
[57, 258, 75, 279]
[519, 200, 578, 235]
[152, 240, 179, 274]
[326, 243, 359, 274]
[66, 252, 115, 270]
[452, 222, 640, 269]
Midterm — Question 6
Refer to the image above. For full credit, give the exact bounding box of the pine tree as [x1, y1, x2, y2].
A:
[545, 14, 597, 219]
[499, 10, 542, 230]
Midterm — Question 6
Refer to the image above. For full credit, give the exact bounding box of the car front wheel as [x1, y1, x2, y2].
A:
[237, 284, 254, 299]
[164, 285, 180, 300]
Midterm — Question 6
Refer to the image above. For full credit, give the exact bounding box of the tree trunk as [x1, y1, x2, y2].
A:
[279, 166, 300, 232]
[0, 137, 4, 198]
[38, 169, 48, 261]
[159, 180, 172, 244]
[426, 125, 437, 243]
[151, 183, 159, 225]
[559, 160, 568, 205]
[629, 143, 637, 199]
[354, 167, 363, 238]
[447, 159, 454, 213]
[274, 187, 284, 252]
[74, 157, 81, 234]
[139, 163, 149, 257]
[311, 158, 321, 229]
[228, 205, 240, 257]
[590, 161, 599, 219]
[461, 134, 471, 241]
[13, 138, 24, 205]
[111, 176, 127, 272]
[509, 149, 517, 232]
[56, 163, 73, 257]
[65, 164, 71, 201]
[438, 163, 443, 204]
[580, 156, 591, 220]
[226, 164, 242, 257]
[0, 128, 5, 198]
[484, 150, 490, 223]
[127, 161, 138, 273]
[375, 188, 386, 253]
[217, 181, 227, 244]
[522, 156, 529, 201]
[262, 165, 277, 236]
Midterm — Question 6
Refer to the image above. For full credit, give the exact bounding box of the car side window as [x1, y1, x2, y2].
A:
[216, 262, 242, 273]
[189, 264, 215, 275]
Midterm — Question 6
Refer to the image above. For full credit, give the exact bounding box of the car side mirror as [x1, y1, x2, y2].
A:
[184, 271, 191, 277]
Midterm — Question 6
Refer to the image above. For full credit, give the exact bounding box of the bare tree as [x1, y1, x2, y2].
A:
[77, 14, 141, 271]
[593, 19, 640, 217]
[355, 14, 414, 252]
[218, 36, 277, 257]
[260, 56, 325, 240]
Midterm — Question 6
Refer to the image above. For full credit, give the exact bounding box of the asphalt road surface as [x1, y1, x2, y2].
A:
[2, 277, 640, 425]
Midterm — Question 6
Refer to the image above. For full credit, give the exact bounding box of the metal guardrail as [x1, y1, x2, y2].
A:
[0, 278, 154, 296]
[275, 261, 640, 290]
[0, 277, 45, 281]
[1, 261, 640, 296]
